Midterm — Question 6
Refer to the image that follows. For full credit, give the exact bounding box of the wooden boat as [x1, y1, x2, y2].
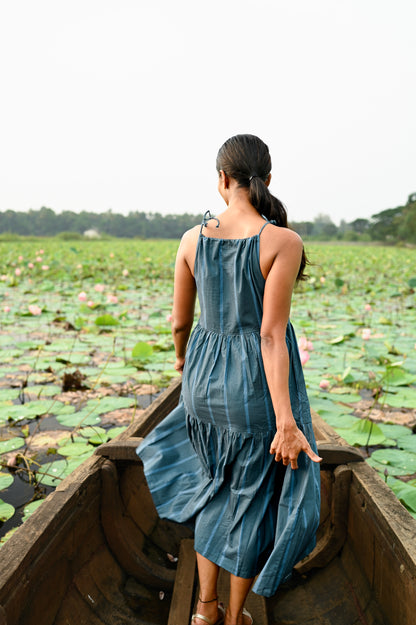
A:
[0, 377, 415, 625]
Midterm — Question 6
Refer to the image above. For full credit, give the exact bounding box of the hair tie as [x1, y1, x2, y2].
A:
[249, 175, 258, 182]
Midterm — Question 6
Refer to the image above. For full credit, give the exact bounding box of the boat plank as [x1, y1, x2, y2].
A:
[168, 539, 197, 625]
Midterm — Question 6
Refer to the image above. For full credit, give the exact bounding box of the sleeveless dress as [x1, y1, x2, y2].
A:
[137, 216, 321, 597]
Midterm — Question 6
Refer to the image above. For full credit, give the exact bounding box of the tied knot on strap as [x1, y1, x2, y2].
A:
[202, 210, 220, 228]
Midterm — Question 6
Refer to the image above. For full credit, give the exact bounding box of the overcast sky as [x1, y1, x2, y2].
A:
[1, 1, 415, 225]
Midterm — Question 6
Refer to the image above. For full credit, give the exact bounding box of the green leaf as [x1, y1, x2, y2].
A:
[22, 499, 44, 521]
[107, 426, 128, 439]
[384, 366, 416, 387]
[370, 448, 416, 474]
[328, 335, 347, 345]
[0, 499, 15, 522]
[383, 388, 416, 409]
[336, 419, 387, 447]
[94, 314, 119, 326]
[0, 472, 14, 490]
[366, 457, 409, 476]
[387, 480, 416, 513]
[58, 442, 92, 457]
[36, 460, 68, 486]
[56, 411, 102, 427]
[0, 437, 25, 455]
[397, 435, 416, 453]
[378, 423, 412, 440]
[132, 341, 153, 360]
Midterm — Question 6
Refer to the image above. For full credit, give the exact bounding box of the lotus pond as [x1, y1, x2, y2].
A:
[0, 239, 415, 544]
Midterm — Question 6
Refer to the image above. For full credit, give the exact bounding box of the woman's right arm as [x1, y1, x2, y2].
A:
[171, 230, 197, 372]
[260, 229, 322, 469]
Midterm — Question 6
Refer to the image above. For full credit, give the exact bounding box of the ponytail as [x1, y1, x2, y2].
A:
[216, 134, 309, 281]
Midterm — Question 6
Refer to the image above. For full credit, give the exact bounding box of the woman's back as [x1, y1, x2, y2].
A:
[195, 220, 271, 335]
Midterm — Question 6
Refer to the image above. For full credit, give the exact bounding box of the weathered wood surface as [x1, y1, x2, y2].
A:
[95, 436, 143, 461]
[167, 539, 197, 625]
[344, 461, 416, 625]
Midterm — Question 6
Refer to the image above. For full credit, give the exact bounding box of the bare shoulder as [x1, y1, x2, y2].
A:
[263, 224, 303, 255]
[178, 225, 200, 251]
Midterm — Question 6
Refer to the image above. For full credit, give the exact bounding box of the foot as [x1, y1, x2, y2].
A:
[192, 600, 225, 625]
[224, 607, 253, 625]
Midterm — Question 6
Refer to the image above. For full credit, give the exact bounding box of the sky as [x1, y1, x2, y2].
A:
[0, 1, 415, 225]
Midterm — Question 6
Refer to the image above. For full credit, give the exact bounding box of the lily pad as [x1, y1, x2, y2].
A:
[0, 472, 14, 490]
[22, 499, 44, 521]
[366, 457, 409, 477]
[107, 426, 127, 439]
[370, 448, 416, 474]
[36, 460, 68, 486]
[377, 423, 412, 440]
[56, 411, 102, 427]
[95, 314, 119, 326]
[382, 388, 416, 409]
[336, 419, 387, 447]
[396, 436, 416, 453]
[0, 437, 25, 455]
[132, 341, 153, 360]
[0, 499, 15, 522]
[58, 442, 93, 457]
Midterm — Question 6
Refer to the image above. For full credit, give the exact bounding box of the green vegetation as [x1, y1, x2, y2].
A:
[0, 239, 415, 544]
[1, 192, 415, 243]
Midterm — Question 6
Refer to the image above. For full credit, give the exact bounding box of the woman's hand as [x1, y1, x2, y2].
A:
[174, 357, 186, 374]
[270, 421, 322, 470]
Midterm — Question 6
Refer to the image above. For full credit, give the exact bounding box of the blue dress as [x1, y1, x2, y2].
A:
[137, 218, 320, 597]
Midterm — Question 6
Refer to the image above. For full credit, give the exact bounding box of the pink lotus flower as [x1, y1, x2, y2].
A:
[3, 306, 11, 313]
[320, 276, 326, 284]
[166, 313, 173, 322]
[36, 256, 42, 263]
[18, 255, 23, 262]
[28, 304, 42, 316]
[319, 379, 330, 390]
[298, 336, 313, 352]
[28, 262, 34, 269]
[0, 275, 7, 281]
[122, 269, 129, 277]
[299, 350, 310, 366]
[39, 249, 44, 254]
[362, 328, 371, 340]
[364, 304, 372, 311]
[41, 265, 49, 271]
[15, 268, 22, 276]
[87, 300, 94, 308]
[94, 283, 105, 292]
[106, 294, 118, 304]
[78, 291, 87, 302]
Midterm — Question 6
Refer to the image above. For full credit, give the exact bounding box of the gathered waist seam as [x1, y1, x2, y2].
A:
[194, 323, 260, 337]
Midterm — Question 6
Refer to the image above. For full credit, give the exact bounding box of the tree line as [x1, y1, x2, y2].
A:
[0, 193, 415, 242]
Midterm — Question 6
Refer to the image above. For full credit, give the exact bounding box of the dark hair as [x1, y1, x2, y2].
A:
[216, 134, 308, 281]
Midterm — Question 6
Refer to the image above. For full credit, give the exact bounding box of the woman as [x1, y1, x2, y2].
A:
[138, 134, 322, 625]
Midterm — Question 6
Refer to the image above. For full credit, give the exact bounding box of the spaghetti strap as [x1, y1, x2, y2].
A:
[258, 220, 272, 236]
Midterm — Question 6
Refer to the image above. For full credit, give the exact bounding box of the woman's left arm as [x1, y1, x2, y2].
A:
[171, 231, 197, 372]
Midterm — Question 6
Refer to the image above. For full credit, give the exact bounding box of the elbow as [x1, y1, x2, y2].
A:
[171, 316, 193, 336]
[260, 328, 286, 352]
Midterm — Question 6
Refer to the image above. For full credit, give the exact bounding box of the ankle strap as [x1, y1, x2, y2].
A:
[198, 596, 217, 604]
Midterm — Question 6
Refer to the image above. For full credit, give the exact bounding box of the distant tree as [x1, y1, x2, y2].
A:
[290, 221, 314, 238]
[311, 213, 338, 239]
[397, 194, 416, 243]
[369, 207, 403, 241]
